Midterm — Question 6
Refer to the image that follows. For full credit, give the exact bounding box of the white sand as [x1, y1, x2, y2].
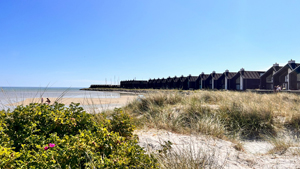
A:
[135, 129, 300, 169]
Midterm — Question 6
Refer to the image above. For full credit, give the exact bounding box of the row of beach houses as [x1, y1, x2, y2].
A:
[117, 60, 300, 90]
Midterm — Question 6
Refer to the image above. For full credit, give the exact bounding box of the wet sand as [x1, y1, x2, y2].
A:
[11, 95, 138, 106]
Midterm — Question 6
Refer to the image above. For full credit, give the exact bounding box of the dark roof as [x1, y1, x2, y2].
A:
[227, 72, 237, 79]
[291, 65, 300, 73]
[180, 76, 188, 82]
[173, 77, 180, 82]
[241, 71, 265, 79]
[154, 78, 160, 83]
[274, 62, 300, 76]
[167, 77, 173, 82]
[201, 74, 209, 80]
[121, 80, 147, 82]
[157, 78, 163, 83]
[189, 76, 198, 82]
[274, 66, 282, 71]
[261, 66, 283, 78]
[214, 73, 223, 80]
[293, 63, 300, 69]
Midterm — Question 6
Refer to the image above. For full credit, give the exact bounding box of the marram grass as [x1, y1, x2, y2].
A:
[123, 90, 300, 139]
[2, 88, 300, 168]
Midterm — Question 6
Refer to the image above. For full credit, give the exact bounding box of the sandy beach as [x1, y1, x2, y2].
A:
[11, 95, 138, 107]
[136, 129, 300, 169]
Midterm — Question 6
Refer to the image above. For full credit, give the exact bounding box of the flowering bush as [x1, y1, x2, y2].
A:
[0, 103, 158, 168]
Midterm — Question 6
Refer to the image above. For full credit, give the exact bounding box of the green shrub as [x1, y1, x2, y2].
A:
[4, 103, 96, 151]
[110, 108, 136, 139]
[0, 103, 158, 168]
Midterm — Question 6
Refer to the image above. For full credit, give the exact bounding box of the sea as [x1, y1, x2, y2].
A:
[0, 87, 121, 111]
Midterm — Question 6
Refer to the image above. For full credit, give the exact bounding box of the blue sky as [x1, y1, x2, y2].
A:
[1, 0, 300, 87]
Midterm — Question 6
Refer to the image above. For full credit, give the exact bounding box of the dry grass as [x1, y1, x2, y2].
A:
[156, 145, 226, 169]
[3, 88, 300, 168]
[266, 131, 300, 155]
[233, 141, 245, 152]
[152, 137, 227, 169]
[124, 90, 300, 140]
[267, 137, 294, 155]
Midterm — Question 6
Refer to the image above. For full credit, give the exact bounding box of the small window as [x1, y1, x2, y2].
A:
[297, 73, 300, 81]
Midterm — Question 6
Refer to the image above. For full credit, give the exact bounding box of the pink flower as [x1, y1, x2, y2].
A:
[44, 146, 49, 150]
[49, 143, 55, 148]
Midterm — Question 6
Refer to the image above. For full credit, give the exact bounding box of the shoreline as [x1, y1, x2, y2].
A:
[9, 95, 138, 106]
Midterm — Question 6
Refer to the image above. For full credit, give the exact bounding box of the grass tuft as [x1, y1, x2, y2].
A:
[124, 91, 300, 140]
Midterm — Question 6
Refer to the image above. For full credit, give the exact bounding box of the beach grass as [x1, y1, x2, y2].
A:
[155, 140, 226, 169]
[2, 88, 300, 168]
[113, 90, 300, 167]
[122, 90, 300, 140]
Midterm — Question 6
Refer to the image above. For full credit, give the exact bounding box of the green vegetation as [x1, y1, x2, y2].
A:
[0, 103, 158, 168]
[2, 90, 300, 168]
[124, 90, 300, 139]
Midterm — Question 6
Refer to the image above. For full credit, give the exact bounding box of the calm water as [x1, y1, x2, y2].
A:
[0, 87, 120, 109]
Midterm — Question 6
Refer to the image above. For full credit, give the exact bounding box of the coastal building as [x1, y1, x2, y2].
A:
[158, 78, 164, 89]
[115, 59, 299, 90]
[194, 75, 203, 90]
[151, 78, 158, 89]
[187, 75, 198, 89]
[161, 78, 168, 89]
[289, 65, 300, 90]
[148, 79, 154, 88]
[120, 80, 148, 89]
[167, 77, 174, 89]
[212, 71, 223, 89]
[187, 76, 197, 89]
[203, 71, 222, 89]
[172, 76, 181, 89]
[273, 60, 300, 90]
[156, 78, 163, 89]
[179, 75, 189, 90]
[260, 63, 282, 90]
[199, 72, 210, 89]
[218, 70, 237, 90]
[231, 69, 265, 90]
[153, 78, 158, 89]
[166, 76, 173, 89]
[90, 84, 120, 88]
